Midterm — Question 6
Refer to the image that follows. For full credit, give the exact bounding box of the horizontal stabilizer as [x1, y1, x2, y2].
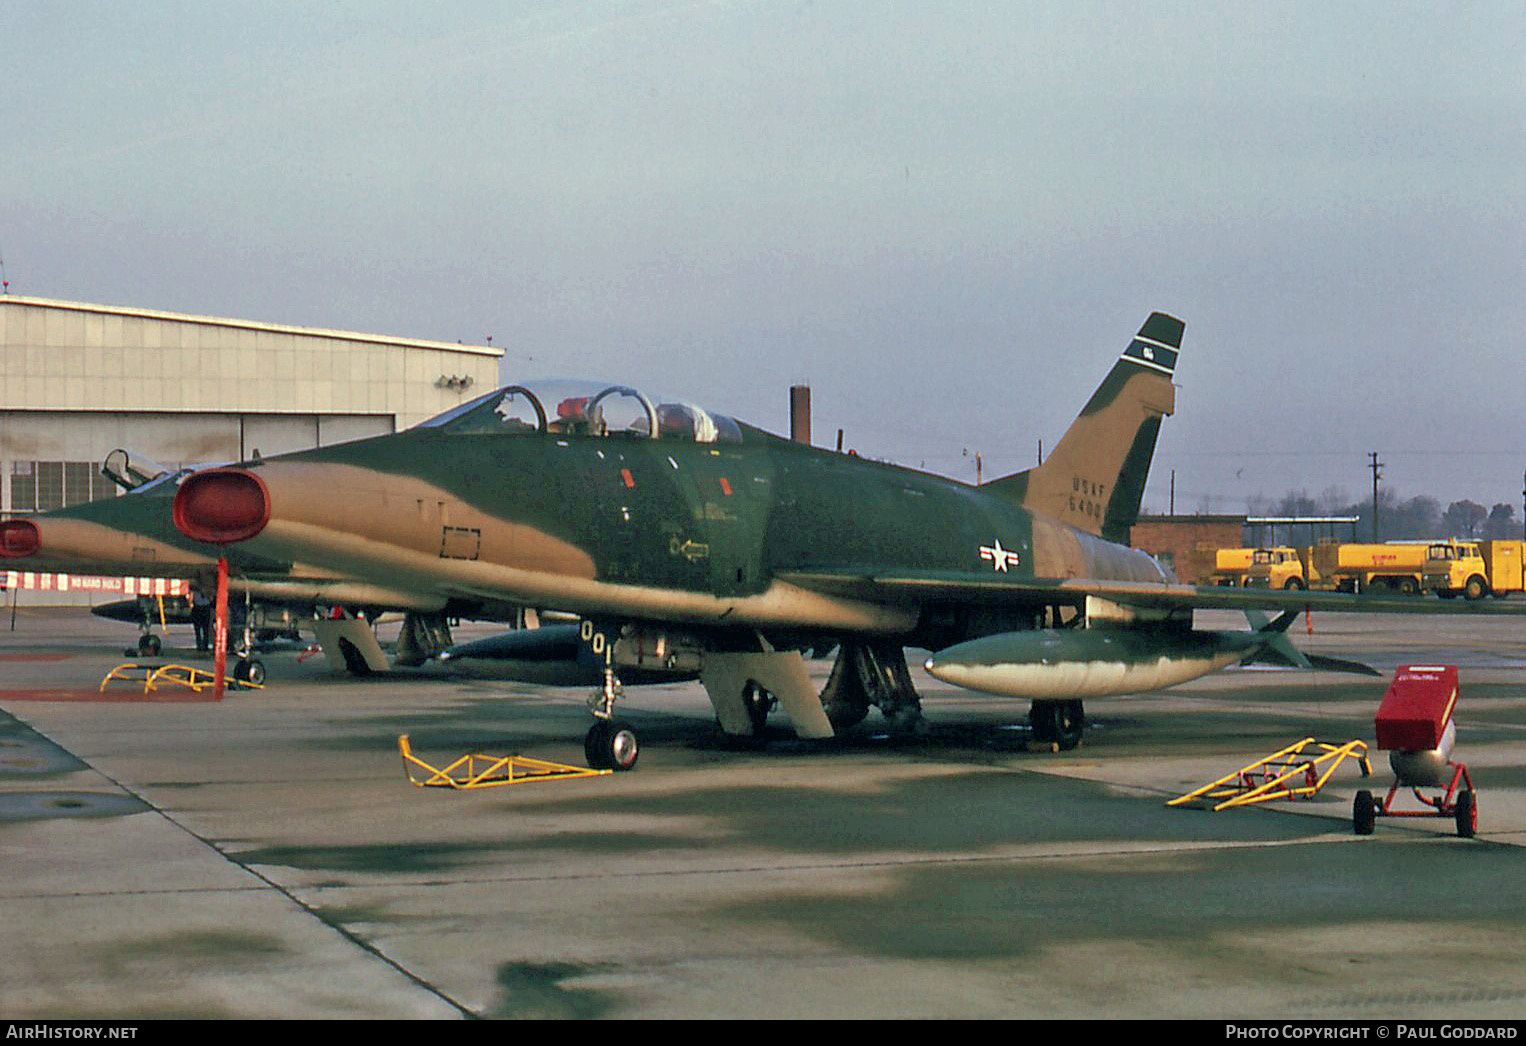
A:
[1245, 646, 1381, 676]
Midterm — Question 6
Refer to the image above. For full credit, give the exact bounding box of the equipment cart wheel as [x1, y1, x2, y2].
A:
[137, 633, 162, 657]
[585, 719, 639, 772]
[1455, 789, 1477, 838]
[1353, 789, 1377, 835]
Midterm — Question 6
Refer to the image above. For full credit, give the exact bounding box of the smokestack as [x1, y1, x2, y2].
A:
[789, 385, 811, 445]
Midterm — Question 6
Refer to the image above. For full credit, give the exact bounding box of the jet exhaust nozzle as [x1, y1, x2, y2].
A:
[0, 520, 39, 558]
[173, 468, 271, 545]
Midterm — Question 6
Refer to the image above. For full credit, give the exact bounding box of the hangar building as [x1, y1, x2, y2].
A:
[2, 295, 502, 603]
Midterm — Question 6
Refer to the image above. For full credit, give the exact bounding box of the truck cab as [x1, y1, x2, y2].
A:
[1425, 540, 1489, 600]
[1245, 546, 1311, 590]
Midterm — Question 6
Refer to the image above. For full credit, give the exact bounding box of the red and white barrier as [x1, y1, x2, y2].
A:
[3, 571, 190, 596]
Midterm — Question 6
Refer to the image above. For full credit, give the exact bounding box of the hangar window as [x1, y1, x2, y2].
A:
[8, 461, 117, 513]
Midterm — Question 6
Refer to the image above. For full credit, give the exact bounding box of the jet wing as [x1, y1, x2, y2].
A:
[777, 569, 1526, 616]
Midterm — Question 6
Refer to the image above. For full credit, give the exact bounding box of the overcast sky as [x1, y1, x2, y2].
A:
[5, 1, 1523, 515]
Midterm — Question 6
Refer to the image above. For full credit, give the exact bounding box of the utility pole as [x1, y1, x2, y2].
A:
[1368, 452, 1384, 541]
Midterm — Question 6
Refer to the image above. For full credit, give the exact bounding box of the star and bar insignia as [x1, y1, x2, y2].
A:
[978, 538, 1022, 572]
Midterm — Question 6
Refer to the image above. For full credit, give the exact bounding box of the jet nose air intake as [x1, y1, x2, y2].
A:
[0, 519, 39, 557]
[173, 469, 270, 544]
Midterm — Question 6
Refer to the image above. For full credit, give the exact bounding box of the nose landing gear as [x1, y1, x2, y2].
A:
[583, 621, 639, 771]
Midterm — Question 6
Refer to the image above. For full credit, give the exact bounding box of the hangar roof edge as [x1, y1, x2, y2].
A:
[0, 295, 502, 358]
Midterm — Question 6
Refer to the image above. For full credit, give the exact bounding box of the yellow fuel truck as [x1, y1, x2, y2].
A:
[1309, 542, 1430, 595]
[1423, 539, 1526, 599]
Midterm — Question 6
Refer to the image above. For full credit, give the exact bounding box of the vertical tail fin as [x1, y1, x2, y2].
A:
[984, 312, 1182, 543]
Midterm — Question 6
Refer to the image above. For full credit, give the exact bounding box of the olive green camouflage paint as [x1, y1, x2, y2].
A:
[184, 314, 1184, 644]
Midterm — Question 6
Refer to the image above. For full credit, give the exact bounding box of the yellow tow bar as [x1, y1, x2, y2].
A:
[100, 662, 264, 695]
[1168, 737, 1371, 811]
[398, 734, 612, 789]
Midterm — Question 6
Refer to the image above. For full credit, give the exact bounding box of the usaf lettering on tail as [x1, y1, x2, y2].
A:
[166, 313, 1526, 768]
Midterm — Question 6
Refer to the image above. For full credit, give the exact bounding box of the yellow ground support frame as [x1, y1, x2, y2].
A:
[1167, 738, 1372, 811]
[100, 662, 265, 695]
[398, 734, 612, 789]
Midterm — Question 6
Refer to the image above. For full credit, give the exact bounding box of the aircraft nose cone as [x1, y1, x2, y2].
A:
[0, 520, 39, 558]
[173, 468, 270, 544]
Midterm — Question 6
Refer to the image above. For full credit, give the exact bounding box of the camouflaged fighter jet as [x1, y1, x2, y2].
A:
[165, 312, 1521, 770]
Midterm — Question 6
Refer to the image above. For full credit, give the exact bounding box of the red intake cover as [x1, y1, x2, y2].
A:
[0, 520, 39, 558]
[172, 468, 270, 545]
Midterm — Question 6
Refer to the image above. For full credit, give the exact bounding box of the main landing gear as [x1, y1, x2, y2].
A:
[818, 640, 926, 735]
[1029, 699, 1086, 751]
[571, 626, 931, 770]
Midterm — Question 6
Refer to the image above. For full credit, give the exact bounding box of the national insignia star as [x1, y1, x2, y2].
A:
[978, 538, 1021, 572]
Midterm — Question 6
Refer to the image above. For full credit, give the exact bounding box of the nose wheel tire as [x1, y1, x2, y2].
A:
[585, 719, 640, 771]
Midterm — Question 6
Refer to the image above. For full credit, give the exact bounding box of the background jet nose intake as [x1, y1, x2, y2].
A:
[173, 469, 271, 544]
[0, 520, 39, 557]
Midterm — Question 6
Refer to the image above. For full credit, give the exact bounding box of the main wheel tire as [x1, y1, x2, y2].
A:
[1455, 789, 1477, 838]
[741, 681, 775, 736]
[822, 697, 870, 730]
[1353, 789, 1377, 835]
[1053, 700, 1085, 750]
[1030, 700, 1085, 751]
[585, 720, 639, 771]
[1029, 702, 1056, 744]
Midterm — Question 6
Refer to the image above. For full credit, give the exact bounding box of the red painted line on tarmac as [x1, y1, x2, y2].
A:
[0, 688, 220, 703]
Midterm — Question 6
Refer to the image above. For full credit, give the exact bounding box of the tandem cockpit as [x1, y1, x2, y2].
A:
[419, 380, 745, 444]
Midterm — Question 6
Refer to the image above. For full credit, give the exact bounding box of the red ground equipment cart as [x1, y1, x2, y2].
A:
[1354, 664, 1477, 837]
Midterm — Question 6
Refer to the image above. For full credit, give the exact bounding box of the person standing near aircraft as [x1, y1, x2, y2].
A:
[190, 587, 213, 652]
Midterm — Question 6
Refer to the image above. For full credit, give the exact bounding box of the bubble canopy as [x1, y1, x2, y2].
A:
[418, 380, 743, 443]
